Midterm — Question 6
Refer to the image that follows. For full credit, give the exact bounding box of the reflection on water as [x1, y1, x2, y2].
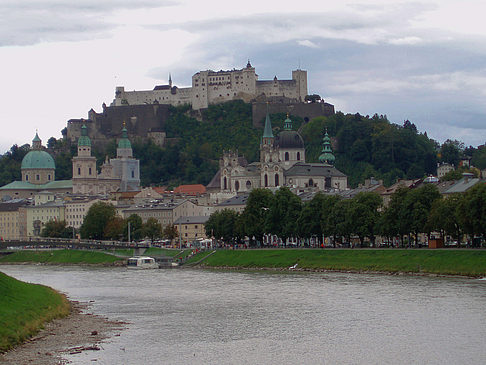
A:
[2, 265, 486, 365]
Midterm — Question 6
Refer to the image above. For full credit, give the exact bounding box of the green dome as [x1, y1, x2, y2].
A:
[21, 150, 55, 170]
[118, 127, 132, 149]
[319, 130, 335, 165]
[78, 125, 91, 147]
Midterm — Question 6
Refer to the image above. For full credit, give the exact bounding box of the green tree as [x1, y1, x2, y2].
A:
[457, 184, 486, 246]
[239, 188, 274, 245]
[350, 192, 383, 246]
[428, 194, 463, 242]
[103, 216, 125, 240]
[265, 187, 302, 245]
[142, 217, 162, 242]
[80, 202, 116, 240]
[163, 224, 179, 242]
[41, 220, 73, 238]
[124, 214, 143, 241]
[205, 209, 239, 243]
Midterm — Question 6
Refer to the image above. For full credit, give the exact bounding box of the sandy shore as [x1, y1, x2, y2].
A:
[0, 301, 126, 365]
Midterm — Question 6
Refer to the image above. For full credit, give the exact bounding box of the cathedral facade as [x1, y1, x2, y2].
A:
[208, 113, 347, 196]
[72, 125, 140, 195]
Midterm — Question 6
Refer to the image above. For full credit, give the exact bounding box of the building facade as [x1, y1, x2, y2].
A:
[208, 113, 347, 197]
[112, 62, 307, 110]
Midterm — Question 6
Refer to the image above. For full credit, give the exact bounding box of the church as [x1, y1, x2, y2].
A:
[72, 124, 141, 195]
[207, 113, 348, 198]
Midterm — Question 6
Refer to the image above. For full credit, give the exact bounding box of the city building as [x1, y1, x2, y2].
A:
[0, 133, 72, 199]
[207, 113, 347, 200]
[72, 124, 140, 195]
[174, 216, 210, 244]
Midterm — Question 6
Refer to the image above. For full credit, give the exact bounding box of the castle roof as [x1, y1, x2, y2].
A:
[285, 163, 346, 178]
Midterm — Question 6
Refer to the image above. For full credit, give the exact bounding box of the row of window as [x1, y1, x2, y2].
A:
[25, 174, 52, 181]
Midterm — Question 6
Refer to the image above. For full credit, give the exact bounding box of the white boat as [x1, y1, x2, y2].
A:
[127, 256, 158, 269]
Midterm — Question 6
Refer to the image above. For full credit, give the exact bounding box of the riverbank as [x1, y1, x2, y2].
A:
[189, 249, 486, 277]
[0, 271, 125, 364]
[0, 300, 124, 364]
[0, 249, 125, 265]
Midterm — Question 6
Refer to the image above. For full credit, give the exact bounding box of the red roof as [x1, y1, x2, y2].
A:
[174, 184, 206, 195]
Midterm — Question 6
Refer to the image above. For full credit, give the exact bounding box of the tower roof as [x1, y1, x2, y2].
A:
[118, 125, 132, 149]
[319, 130, 335, 165]
[283, 114, 293, 131]
[77, 125, 91, 147]
[21, 150, 55, 170]
[262, 111, 274, 139]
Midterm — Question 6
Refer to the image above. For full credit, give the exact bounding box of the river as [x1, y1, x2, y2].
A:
[1, 265, 485, 365]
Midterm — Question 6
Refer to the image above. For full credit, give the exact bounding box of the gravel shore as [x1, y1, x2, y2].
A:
[0, 301, 126, 365]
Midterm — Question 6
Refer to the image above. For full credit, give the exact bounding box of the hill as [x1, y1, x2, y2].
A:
[1, 100, 484, 188]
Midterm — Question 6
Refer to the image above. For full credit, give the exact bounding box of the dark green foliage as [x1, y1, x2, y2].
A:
[79, 201, 116, 239]
[265, 187, 302, 243]
[0, 144, 29, 186]
[301, 112, 438, 187]
[205, 209, 240, 243]
[40, 220, 74, 238]
[142, 217, 162, 241]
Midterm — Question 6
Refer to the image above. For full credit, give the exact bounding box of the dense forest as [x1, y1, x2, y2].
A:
[1, 100, 485, 189]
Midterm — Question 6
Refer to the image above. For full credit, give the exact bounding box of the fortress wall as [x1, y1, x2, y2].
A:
[252, 101, 335, 128]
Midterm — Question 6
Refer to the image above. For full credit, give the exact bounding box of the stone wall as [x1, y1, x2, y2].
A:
[251, 101, 335, 127]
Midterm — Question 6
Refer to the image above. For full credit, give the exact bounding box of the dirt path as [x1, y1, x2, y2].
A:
[0, 301, 126, 365]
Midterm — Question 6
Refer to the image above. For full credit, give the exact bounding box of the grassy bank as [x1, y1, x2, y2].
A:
[0, 249, 123, 265]
[192, 249, 486, 277]
[0, 272, 70, 352]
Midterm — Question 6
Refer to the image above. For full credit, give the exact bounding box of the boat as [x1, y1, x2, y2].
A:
[127, 256, 158, 269]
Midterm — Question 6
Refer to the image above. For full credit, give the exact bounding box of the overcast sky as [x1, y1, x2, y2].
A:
[1, 0, 485, 153]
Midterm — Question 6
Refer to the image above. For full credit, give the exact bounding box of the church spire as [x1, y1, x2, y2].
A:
[262, 104, 274, 147]
[169, 73, 172, 87]
[319, 129, 335, 165]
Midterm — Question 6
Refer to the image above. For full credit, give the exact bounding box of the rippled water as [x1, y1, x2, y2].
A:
[2, 265, 486, 365]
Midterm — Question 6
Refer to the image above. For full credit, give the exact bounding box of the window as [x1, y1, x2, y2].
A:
[26, 175, 29, 181]
[275, 174, 279, 186]
[235, 181, 240, 191]
[48, 174, 51, 181]
[36, 175, 40, 181]
[264, 174, 268, 187]
[89, 167, 92, 175]
[78, 167, 81, 175]
[285, 152, 289, 161]
[297, 152, 301, 161]
[224, 176, 227, 190]
[246, 180, 251, 189]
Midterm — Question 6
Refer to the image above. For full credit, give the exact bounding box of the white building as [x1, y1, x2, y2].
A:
[112, 62, 307, 110]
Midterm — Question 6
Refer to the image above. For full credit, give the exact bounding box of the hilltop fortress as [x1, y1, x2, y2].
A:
[66, 62, 334, 147]
[112, 61, 308, 110]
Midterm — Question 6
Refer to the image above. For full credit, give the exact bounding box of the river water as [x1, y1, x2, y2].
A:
[1, 265, 485, 365]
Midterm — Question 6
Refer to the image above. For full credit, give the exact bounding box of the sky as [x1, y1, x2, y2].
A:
[1, 0, 486, 153]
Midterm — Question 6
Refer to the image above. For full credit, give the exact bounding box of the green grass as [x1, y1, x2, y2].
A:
[197, 249, 486, 277]
[0, 272, 70, 352]
[185, 250, 215, 265]
[0, 250, 124, 265]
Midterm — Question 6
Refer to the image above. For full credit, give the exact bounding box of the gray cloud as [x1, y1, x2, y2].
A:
[0, 0, 175, 46]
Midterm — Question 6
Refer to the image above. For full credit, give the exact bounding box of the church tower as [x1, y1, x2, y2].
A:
[110, 124, 140, 192]
[72, 125, 98, 195]
[318, 129, 336, 165]
[260, 110, 281, 188]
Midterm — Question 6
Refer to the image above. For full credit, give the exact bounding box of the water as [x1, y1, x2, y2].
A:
[2, 265, 486, 365]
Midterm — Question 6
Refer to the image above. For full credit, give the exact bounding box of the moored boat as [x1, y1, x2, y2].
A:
[127, 256, 158, 269]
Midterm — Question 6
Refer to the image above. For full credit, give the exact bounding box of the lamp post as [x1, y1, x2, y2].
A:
[128, 221, 131, 243]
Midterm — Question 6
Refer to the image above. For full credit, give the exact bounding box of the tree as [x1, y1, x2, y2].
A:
[163, 224, 179, 242]
[239, 189, 274, 245]
[350, 192, 383, 246]
[103, 216, 125, 240]
[457, 184, 486, 246]
[265, 187, 302, 245]
[380, 186, 410, 246]
[305, 94, 322, 103]
[142, 218, 162, 242]
[124, 214, 143, 241]
[41, 220, 73, 238]
[205, 209, 239, 244]
[80, 202, 116, 240]
[296, 193, 326, 240]
[428, 194, 463, 242]
[440, 139, 464, 166]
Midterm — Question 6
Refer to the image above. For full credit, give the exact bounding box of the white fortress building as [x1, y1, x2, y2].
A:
[111, 61, 308, 110]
